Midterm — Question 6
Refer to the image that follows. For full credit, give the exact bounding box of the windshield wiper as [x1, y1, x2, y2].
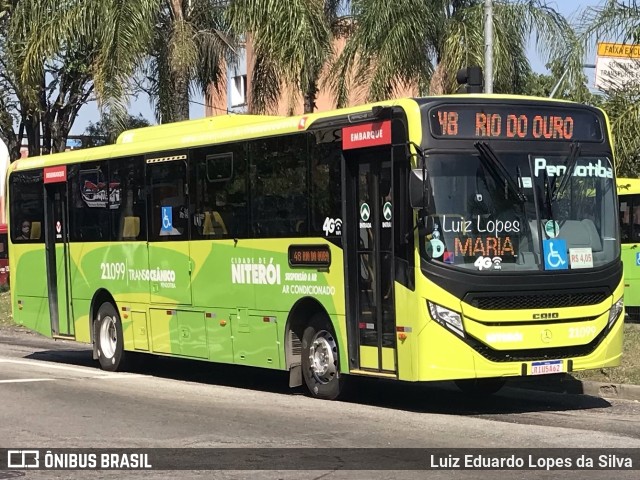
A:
[474, 141, 526, 203]
[543, 168, 554, 221]
[551, 142, 581, 201]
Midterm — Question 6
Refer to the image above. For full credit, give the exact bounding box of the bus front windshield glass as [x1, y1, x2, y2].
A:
[420, 151, 618, 272]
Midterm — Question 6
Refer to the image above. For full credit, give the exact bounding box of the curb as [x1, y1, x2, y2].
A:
[506, 374, 640, 402]
[575, 380, 640, 402]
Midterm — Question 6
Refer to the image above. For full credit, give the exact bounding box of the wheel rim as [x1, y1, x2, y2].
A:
[99, 315, 117, 359]
[308, 330, 338, 384]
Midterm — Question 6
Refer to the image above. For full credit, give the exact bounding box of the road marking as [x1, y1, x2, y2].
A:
[0, 358, 105, 374]
[0, 358, 142, 379]
[0, 378, 55, 384]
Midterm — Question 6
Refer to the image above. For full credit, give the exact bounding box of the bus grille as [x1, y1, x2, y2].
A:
[465, 326, 609, 363]
[465, 291, 608, 310]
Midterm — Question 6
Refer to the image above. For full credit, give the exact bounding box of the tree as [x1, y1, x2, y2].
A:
[82, 113, 151, 148]
[12, 0, 235, 149]
[523, 60, 601, 106]
[580, 0, 640, 176]
[226, 0, 341, 114]
[330, 0, 579, 104]
[141, 0, 237, 123]
[1, 0, 160, 158]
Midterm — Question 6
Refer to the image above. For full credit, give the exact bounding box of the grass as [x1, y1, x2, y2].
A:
[0, 289, 639, 384]
[0, 290, 12, 326]
[572, 323, 640, 385]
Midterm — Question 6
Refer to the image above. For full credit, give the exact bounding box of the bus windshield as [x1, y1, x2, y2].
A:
[420, 151, 618, 272]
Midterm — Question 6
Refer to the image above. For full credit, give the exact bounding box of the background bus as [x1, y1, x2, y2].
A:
[617, 177, 640, 321]
[8, 95, 624, 399]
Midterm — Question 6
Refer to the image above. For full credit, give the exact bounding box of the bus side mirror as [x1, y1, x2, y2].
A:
[409, 169, 430, 209]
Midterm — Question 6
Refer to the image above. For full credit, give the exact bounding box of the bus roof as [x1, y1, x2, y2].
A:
[617, 178, 640, 195]
[8, 94, 607, 174]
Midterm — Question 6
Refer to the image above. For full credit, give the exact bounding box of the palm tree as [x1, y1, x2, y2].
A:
[142, 0, 237, 123]
[226, 0, 341, 114]
[6, 0, 160, 154]
[14, 0, 236, 133]
[580, 0, 640, 176]
[330, 0, 578, 104]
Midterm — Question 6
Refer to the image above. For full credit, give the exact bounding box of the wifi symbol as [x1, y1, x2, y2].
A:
[334, 218, 343, 235]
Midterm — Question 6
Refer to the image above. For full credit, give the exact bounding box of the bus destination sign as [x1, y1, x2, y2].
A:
[429, 105, 603, 142]
[288, 244, 331, 268]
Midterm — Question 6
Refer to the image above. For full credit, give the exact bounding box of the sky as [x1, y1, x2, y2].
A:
[70, 0, 606, 135]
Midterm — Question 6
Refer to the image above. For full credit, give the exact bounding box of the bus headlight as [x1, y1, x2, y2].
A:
[428, 301, 465, 337]
[608, 297, 623, 328]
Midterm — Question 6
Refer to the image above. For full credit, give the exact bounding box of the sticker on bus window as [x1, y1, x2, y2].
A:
[161, 206, 173, 232]
[543, 239, 568, 270]
[569, 248, 593, 269]
[443, 251, 454, 264]
[428, 239, 445, 258]
[544, 220, 560, 238]
[160, 206, 181, 236]
[519, 177, 532, 188]
[359, 203, 371, 229]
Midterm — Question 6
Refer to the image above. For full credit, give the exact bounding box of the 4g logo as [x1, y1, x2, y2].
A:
[474, 256, 502, 270]
[322, 217, 343, 236]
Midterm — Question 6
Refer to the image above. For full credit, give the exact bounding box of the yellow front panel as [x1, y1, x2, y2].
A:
[400, 269, 625, 382]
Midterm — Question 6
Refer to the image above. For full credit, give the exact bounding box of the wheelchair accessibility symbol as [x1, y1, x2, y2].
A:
[543, 239, 568, 270]
[161, 206, 173, 232]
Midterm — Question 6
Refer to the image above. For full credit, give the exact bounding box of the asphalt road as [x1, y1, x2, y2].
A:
[0, 325, 639, 480]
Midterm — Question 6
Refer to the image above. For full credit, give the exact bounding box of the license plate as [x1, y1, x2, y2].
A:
[530, 360, 563, 375]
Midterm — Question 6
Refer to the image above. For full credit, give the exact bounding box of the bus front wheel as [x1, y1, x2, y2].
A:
[301, 314, 344, 400]
[95, 302, 126, 372]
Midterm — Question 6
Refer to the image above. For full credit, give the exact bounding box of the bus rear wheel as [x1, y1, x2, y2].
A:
[301, 314, 344, 400]
[455, 378, 506, 395]
[95, 301, 127, 372]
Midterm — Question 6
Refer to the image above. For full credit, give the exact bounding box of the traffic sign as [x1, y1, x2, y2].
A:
[595, 42, 640, 90]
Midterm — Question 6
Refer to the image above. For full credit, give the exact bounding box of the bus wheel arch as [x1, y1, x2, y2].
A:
[285, 298, 345, 400]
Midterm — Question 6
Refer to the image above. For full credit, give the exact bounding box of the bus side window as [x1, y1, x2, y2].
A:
[148, 157, 189, 241]
[190, 144, 248, 240]
[620, 200, 631, 242]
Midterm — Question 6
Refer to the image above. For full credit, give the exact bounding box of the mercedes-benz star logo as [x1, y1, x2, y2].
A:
[541, 329, 553, 343]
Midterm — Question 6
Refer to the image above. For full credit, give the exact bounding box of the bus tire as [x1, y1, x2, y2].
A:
[455, 378, 505, 395]
[301, 314, 344, 400]
[95, 301, 127, 372]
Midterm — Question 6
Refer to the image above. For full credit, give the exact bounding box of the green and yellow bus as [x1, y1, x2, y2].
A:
[617, 177, 640, 321]
[8, 95, 624, 399]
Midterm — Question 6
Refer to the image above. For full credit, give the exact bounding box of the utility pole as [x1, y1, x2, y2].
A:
[484, 0, 493, 93]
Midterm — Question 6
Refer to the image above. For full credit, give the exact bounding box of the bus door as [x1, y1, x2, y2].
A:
[344, 148, 397, 374]
[146, 154, 192, 306]
[43, 166, 74, 337]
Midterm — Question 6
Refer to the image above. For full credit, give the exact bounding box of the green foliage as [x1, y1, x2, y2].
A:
[601, 89, 640, 177]
[0, 291, 12, 325]
[579, 0, 640, 176]
[82, 113, 151, 148]
[227, 0, 337, 113]
[142, 0, 236, 123]
[331, 0, 577, 103]
[521, 61, 602, 106]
